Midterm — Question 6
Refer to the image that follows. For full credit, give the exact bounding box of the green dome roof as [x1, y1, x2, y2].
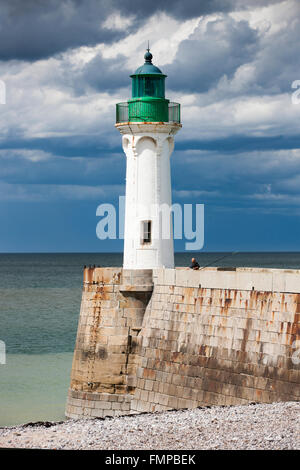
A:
[134, 63, 163, 74]
[131, 48, 166, 76]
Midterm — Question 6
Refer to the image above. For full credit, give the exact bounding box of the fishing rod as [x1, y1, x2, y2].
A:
[199, 251, 239, 270]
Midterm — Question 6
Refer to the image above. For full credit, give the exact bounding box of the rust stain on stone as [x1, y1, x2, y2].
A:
[241, 317, 252, 352]
[171, 351, 181, 362]
[271, 311, 275, 321]
[94, 287, 110, 300]
[294, 313, 300, 322]
[224, 298, 232, 310]
[290, 310, 300, 346]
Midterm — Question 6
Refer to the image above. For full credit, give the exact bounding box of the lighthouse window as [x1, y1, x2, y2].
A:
[144, 77, 154, 96]
[141, 220, 152, 244]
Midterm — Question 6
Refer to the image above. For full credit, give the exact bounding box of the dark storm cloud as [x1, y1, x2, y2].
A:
[0, 135, 120, 158]
[0, 148, 124, 186]
[116, 0, 283, 20]
[165, 15, 260, 93]
[0, 0, 283, 61]
[1, 132, 299, 200]
[171, 146, 300, 211]
[69, 13, 261, 97]
[0, 0, 123, 61]
[61, 15, 260, 96]
[175, 135, 300, 153]
[76, 54, 131, 94]
[247, 5, 300, 95]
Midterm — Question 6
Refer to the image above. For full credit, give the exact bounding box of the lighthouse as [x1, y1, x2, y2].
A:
[116, 47, 181, 269]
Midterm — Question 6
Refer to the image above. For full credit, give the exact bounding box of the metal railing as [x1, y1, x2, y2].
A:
[116, 101, 180, 124]
[116, 102, 129, 123]
[168, 102, 181, 124]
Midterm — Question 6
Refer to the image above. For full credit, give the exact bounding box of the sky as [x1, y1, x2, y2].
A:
[0, 0, 300, 252]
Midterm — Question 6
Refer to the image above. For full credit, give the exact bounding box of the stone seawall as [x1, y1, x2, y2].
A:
[66, 267, 153, 419]
[66, 267, 300, 419]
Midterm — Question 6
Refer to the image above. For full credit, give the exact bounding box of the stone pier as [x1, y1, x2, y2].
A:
[66, 267, 300, 419]
[66, 267, 153, 418]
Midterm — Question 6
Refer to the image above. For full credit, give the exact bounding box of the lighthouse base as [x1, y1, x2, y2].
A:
[66, 265, 300, 419]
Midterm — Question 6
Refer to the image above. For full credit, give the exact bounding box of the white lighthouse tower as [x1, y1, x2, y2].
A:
[115, 48, 181, 269]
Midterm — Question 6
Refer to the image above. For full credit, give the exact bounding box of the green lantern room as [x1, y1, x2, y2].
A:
[116, 48, 180, 124]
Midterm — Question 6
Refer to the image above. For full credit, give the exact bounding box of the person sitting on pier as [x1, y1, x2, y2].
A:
[190, 258, 200, 270]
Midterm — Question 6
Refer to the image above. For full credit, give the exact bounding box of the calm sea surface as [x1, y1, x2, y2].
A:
[1, 252, 300, 426]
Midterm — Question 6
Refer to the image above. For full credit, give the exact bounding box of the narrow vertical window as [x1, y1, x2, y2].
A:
[145, 77, 154, 96]
[141, 220, 152, 244]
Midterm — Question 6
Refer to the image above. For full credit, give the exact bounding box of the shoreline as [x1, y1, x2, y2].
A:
[0, 401, 299, 450]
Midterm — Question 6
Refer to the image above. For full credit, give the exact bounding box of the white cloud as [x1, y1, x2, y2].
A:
[0, 55, 120, 140]
[0, 181, 124, 202]
[99, 12, 201, 68]
[0, 11, 201, 144]
[173, 189, 220, 198]
[177, 91, 300, 141]
[231, 0, 299, 35]
[0, 2, 300, 214]
[0, 149, 52, 162]
[102, 12, 135, 31]
[1, 5, 298, 146]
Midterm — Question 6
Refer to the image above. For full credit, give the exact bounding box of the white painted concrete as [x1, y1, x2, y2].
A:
[116, 122, 181, 269]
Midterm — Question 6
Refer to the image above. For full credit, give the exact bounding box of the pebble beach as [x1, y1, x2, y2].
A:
[0, 401, 299, 450]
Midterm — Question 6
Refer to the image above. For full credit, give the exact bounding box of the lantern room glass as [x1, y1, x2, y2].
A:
[132, 76, 165, 99]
